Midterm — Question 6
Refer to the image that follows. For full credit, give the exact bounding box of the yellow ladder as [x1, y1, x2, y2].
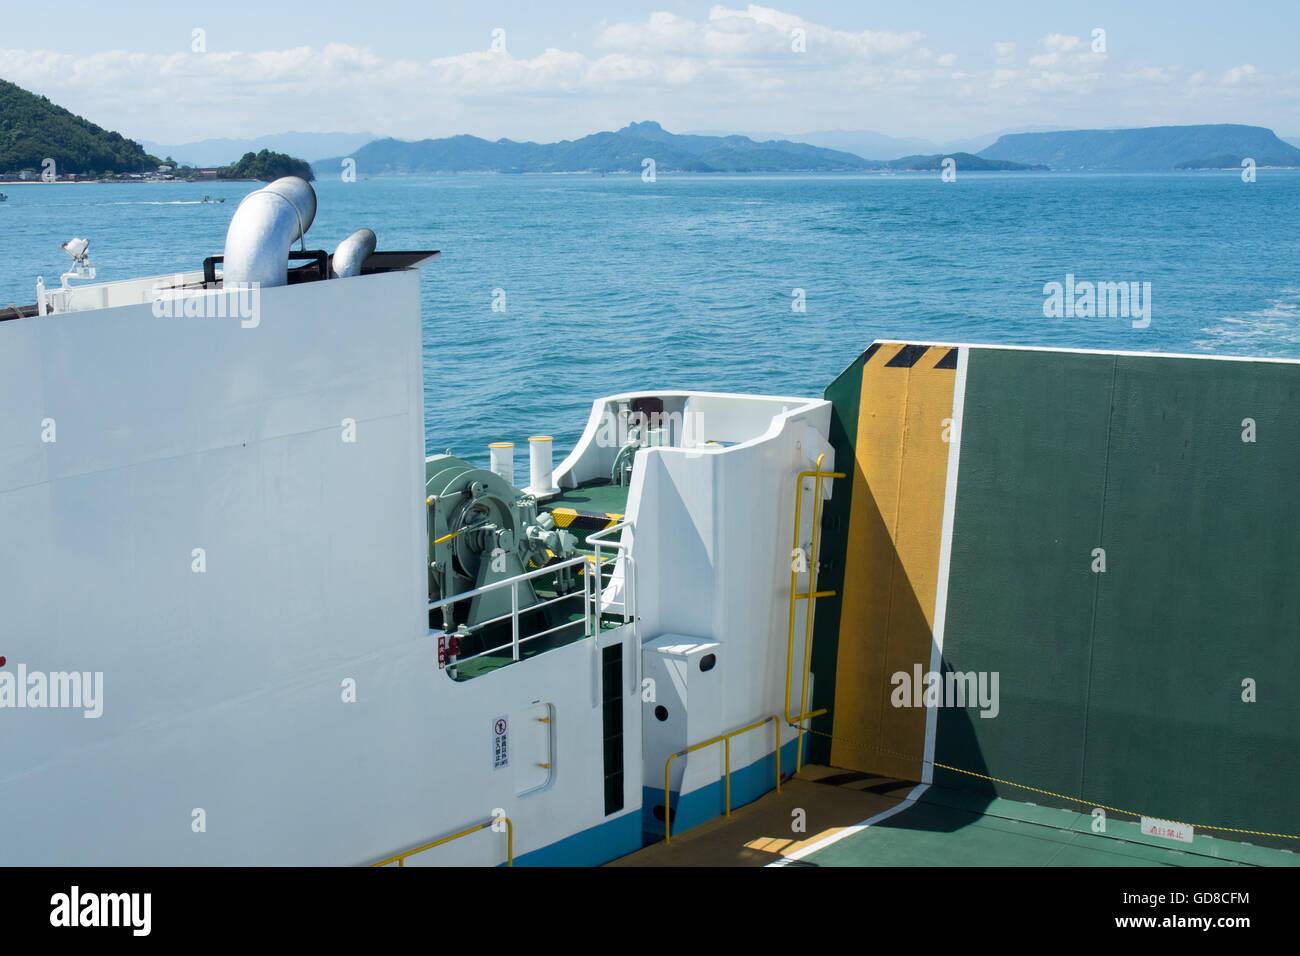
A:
[785, 453, 844, 772]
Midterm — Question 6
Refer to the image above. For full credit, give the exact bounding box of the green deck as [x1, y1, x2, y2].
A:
[801, 786, 1300, 867]
[451, 602, 624, 680]
[610, 766, 1300, 867]
[547, 479, 632, 517]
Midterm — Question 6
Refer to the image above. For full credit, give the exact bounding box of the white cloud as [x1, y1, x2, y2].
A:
[1027, 33, 1103, 71]
[1124, 65, 1178, 84]
[1222, 63, 1257, 85]
[0, 9, 1294, 145]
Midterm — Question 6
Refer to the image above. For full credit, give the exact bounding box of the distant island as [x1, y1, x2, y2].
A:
[0, 79, 314, 183]
[978, 124, 1300, 170]
[217, 150, 314, 182]
[882, 151, 1045, 172]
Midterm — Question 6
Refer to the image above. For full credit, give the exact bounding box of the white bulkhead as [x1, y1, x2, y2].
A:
[0, 247, 834, 865]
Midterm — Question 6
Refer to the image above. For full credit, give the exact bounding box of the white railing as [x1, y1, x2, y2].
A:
[587, 521, 636, 628]
[429, 555, 592, 667]
[428, 522, 638, 676]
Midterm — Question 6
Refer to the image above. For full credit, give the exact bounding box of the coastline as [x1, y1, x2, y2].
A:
[0, 177, 261, 185]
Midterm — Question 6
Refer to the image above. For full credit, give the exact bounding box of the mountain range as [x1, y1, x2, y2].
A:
[3, 76, 1299, 177]
[313, 121, 1040, 175]
[317, 122, 1300, 174]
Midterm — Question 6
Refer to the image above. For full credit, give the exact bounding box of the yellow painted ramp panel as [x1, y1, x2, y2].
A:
[831, 344, 957, 780]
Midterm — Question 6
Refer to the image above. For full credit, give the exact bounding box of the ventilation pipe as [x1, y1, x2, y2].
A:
[222, 177, 317, 288]
[330, 228, 377, 279]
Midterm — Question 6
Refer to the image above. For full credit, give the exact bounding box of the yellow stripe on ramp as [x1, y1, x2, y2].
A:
[831, 344, 957, 781]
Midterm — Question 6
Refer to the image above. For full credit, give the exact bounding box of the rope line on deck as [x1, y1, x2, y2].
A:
[796, 724, 1299, 842]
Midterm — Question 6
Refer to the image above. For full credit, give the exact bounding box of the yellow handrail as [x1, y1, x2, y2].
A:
[663, 714, 781, 843]
[785, 453, 844, 771]
[370, 815, 514, 867]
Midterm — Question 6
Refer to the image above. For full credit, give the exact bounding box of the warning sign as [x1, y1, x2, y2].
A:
[493, 715, 509, 770]
[1141, 817, 1193, 844]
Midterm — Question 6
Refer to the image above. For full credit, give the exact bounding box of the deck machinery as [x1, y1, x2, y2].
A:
[425, 454, 583, 667]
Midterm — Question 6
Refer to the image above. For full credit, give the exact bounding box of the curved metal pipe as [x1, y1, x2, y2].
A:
[222, 177, 317, 288]
[330, 228, 377, 279]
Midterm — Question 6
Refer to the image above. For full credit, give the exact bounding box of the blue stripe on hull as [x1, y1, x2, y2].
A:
[512, 737, 800, 864]
[512, 808, 643, 867]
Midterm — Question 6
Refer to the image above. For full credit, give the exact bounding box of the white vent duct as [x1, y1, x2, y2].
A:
[330, 228, 377, 279]
[222, 177, 317, 288]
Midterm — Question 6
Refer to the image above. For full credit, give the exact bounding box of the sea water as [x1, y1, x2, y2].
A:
[2, 171, 1297, 463]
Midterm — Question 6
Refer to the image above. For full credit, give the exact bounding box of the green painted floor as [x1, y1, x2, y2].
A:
[801, 787, 1300, 867]
[547, 480, 631, 517]
[609, 767, 1299, 867]
[451, 597, 624, 681]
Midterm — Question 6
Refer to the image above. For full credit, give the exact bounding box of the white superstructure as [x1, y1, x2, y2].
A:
[0, 183, 836, 865]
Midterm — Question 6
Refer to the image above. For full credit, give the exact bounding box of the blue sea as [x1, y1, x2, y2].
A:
[2, 172, 1298, 465]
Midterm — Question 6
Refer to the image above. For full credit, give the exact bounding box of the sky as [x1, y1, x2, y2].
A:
[1, 0, 1297, 144]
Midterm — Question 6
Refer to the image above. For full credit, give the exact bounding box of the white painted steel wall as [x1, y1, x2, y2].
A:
[0, 271, 642, 865]
[608, 394, 835, 801]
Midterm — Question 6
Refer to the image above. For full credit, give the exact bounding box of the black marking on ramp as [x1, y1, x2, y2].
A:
[934, 347, 959, 369]
[813, 771, 884, 787]
[885, 344, 930, 368]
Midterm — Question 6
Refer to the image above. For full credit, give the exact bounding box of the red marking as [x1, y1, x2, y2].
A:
[494, 718, 507, 735]
[0, 656, 6, 667]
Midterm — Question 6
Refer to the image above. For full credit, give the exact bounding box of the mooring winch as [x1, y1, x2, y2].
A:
[425, 454, 579, 633]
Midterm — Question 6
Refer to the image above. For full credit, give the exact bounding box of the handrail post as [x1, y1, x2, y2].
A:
[773, 715, 782, 793]
[584, 559, 592, 637]
[511, 580, 520, 661]
[622, 554, 630, 625]
[593, 539, 602, 622]
[724, 736, 732, 816]
[664, 754, 675, 843]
